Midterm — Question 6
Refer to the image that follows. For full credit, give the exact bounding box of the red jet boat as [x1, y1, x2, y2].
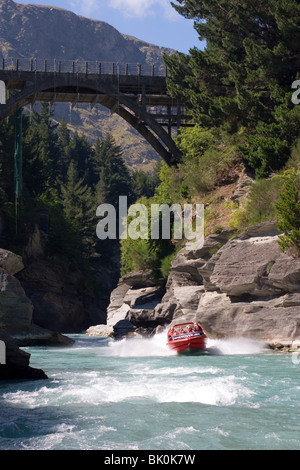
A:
[166, 322, 207, 354]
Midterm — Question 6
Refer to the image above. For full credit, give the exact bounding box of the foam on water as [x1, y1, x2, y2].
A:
[206, 337, 268, 355]
[105, 331, 175, 357]
[104, 331, 268, 358]
[2, 334, 267, 411]
[3, 366, 252, 408]
[1, 333, 298, 450]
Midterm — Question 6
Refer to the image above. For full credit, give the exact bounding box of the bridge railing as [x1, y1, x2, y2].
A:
[0, 58, 168, 77]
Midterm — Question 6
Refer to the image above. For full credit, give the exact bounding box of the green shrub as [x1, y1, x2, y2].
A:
[36, 194, 83, 264]
[275, 169, 300, 255]
[229, 176, 285, 231]
[241, 125, 290, 177]
[245, 177, 284, 225]
[121, 238, 152, 275]
[160, 252, 176, 280]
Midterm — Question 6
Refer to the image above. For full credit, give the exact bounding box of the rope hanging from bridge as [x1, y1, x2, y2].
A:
[14, 108, 23, 233]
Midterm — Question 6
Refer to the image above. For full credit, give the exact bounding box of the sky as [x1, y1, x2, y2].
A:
[14, 0, 204, 54]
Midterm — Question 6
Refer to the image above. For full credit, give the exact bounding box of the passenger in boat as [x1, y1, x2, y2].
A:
[177, 327, 184, 335]
[186, 325, 192, 333]
[168, 328, 175, 340]
[193, 323, 201, 333]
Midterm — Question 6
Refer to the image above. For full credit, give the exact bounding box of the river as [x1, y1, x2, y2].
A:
[0, 333, 299, 450]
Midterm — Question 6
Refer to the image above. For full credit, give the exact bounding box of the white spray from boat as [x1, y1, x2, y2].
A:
[105, 330, 268, 357]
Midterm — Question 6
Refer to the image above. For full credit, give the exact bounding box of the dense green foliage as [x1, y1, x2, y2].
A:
[166, 0, 300, 177]
[120, 187, 180, 281]
[144, 0, 300, 257]
[0, 106, 147, 269]
[0, 104, 168, 284]
[275, 169, 300, 254]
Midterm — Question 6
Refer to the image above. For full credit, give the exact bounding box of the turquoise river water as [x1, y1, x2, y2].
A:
[0, 333, 299, 451]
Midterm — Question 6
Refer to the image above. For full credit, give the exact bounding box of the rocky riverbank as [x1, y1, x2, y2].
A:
[88, 222, 300, 352]
[0, 224, 112, 380]
[0, 248, 52, 380]
[0, 331, 48, 380]
[87, 270, 164, 339]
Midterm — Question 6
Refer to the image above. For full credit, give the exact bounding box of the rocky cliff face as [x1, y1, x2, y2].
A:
[16, 223, 113, 336]
[98, 222, 300, 352]
[0, 218, 116, 379]
[0, 331, 48, 380]
[158, 222, 300, 350]
[0, 221, 118, 379]
[17, 258, 107, 335]
[0, 248, 54, 380]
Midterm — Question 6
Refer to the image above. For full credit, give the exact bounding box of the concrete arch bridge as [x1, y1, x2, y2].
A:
[0, 58, 191, 166]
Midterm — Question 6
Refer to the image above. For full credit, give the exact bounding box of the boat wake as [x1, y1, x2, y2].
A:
[106, 332, 176, 357]
[206, 337, 268, 355]
[104, 331, 268, 357]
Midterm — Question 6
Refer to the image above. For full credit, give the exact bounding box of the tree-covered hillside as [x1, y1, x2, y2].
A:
[0, 105, 159, 283]
[121, 0, 300, 279]
[166, 0, 300, 177]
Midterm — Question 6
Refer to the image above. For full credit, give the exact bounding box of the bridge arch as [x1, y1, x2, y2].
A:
[0, 59, 188, 165]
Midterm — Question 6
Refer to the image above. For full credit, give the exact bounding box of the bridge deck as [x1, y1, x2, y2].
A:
[0, 59, 189, 164]
[0, 58, 169, 76]
[0, 58, 179, 111]
[0, 72, 171, 105]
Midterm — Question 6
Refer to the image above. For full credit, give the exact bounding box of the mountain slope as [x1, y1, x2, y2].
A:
[0, 0, 173, 63]
[0, 0, 174, 169]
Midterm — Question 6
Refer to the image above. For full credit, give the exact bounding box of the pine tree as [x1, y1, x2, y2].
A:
[23, 103, 59, 194]
[275, 169, 300, 255]
[168, 1, 300, 125]
[95, 167, 106, 206]
[165, 0, 300, 175]
[131, 166, 160, 199]
[60, 161, 96, 251]
[0, 160, 9, 214]
[94, 134, 133, 207]
[0, 114, 15, 202]
[56, 117, 71, 184]
[68, 131, 93, 185]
